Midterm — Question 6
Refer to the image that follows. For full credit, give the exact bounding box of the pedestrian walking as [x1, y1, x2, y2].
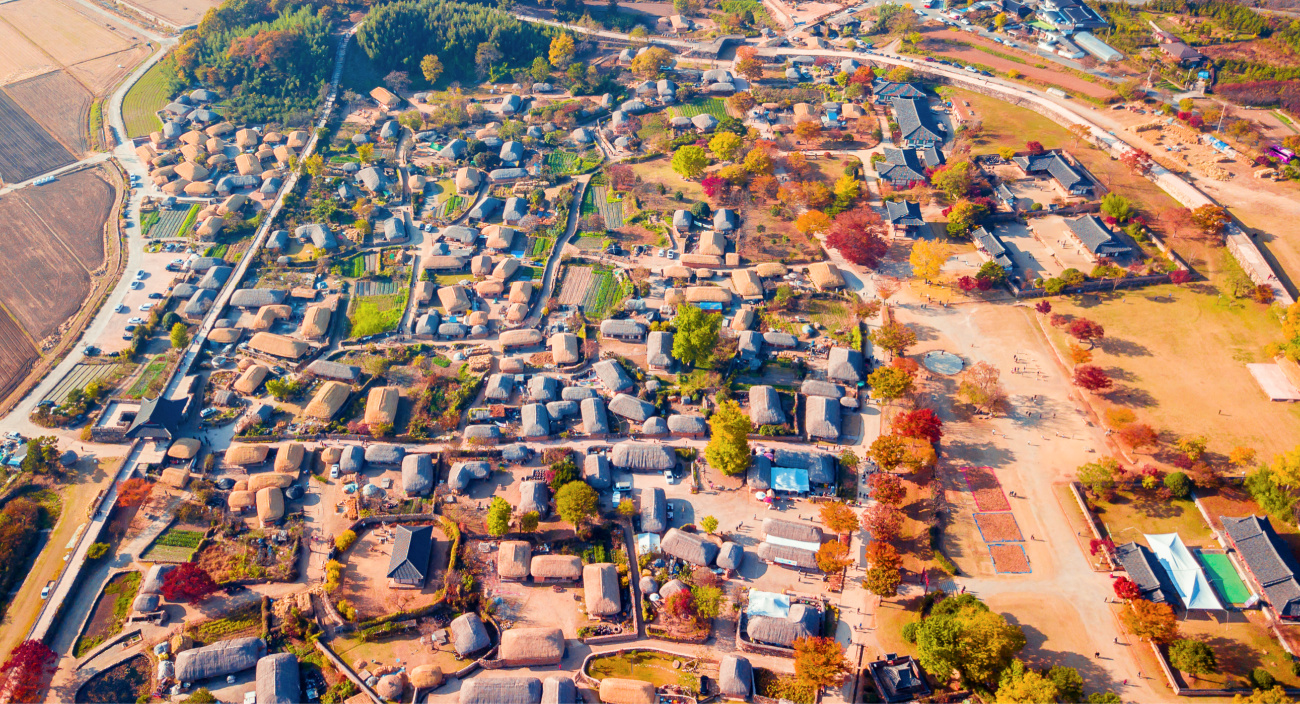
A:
[1095, 652, 1100, 659]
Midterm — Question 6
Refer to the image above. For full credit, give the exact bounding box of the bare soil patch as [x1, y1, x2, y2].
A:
[0, 312, 38, 403]
[76, 653, 150, 704]
[1200, 40, 1300, 68]
[989, 543, 1031, 573]
[2, 70, 91, 155]
[973, 512, 1023, 543]
[959, 466, 1010, 511]
[0, 0, 137, 68]
[0, 19, 55, 86]
[114, 0, 223, 30]
[68, 45, 151, 95]
[921, 30, 1116, 100]
[0, 89, 75, 182]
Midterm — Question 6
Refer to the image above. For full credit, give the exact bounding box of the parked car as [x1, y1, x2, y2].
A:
[129, 281, 143, 290]
[330, 464, 341, 479]
[41, 581, 53, 599]
[148, 292, 164, 299]
[134, 270, 145, 280]
[139, 303, 154, 311]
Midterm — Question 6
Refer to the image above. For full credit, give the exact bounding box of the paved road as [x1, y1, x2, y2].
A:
[521, 175, 592, 328]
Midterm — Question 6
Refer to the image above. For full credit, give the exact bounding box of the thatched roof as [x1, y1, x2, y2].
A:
[365, 386, 400, 426]
[647, 330, 673, 369]
[667, 414, 707, 435]
[747, 603, 820, 645]
[801, 379, 844, 398]
[581, 397, 609, 435]
[519, 480, 549, 517]
[340, 445, 365, 473]
[174, 637, 265, 682]
[449, 461, 491, 492]
[499, 627, 566, 665]
[542, 676, 578, 704]
[641, 487, 667, 533]
[140, 564, 174, 595]
[168, 438, 201, 459]
[764, 518, 824, 543]
[451, 613, 491, 656]
[298, 305, 331, 339]
[485, 373, 515, 401]
[256, 653, 300, 704]
[717, 542, 744, 570]
[365, 443, 405, 465]
[731, 268, 763, 298]
[465, 424, 501, 441]
[754, 262, 788, 278]
[498, 541, 532, 579]
[608, 394, 655, 422]
[593, 359, 634, 393]
[748, 385, 786, 426]
[527, 375, 559, 402]
[402, 454, 434, 496]
[807, 262, 845, 290]
[550, 333, 580, 364]
[643, 418, 668, 437]
[248, 473, 294, 492]
[756, 542, 819, 569]
[547, 400, 578, 419]
[584, 455, 611, 489]
[806, 395, 842, 440]
[460, 677, 542, 704]
[305, 381, 351, 419]
[662, 528, 719, 565]
[521, 403, 550, 438]
[501, 328, 544, 349]
[134, 593, 160, 613]
[256, 487, 284, 524]
[232, 366, 267, 394]
[611, 442, 675, 471]
[438, 285, 471, 313]
[410, 664, 444, 690]
[598, 678, 655, 704]
[531, 555, 582, 581]
[719, 655, 753, 697]
[248, 332, 308, 359]
[160, 467, 189, 488]
[228, 490, 255, 510]
[583, 563, 621, 616]
[226, 443, 270, 466]
[827, 347, 864, 384]
[274, 442, 305, 473]
[685, 286, 733, 304]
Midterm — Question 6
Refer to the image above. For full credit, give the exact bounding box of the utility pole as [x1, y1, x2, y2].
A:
[1216, 100, 1227, 134]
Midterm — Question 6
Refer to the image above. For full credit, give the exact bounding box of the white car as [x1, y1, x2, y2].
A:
[129, 281, 143, 289]
[116, 305, 129, 313]
[139, 303, 154, 311]
[134, 270, 145, 280]
[330, 464, 341, 479]
[128, 317, 145, 325]
[663, 469, 676, 484]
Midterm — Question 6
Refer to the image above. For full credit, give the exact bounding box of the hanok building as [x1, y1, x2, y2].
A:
[600, 319, 647, 342]
[387, 525, 434, 588]
[1224, 516, 1300, 621]
[876, 149, 927, 188]
[1159, 41, 1206, 66]
[1066, 215, 1132, 261]
[973, 226, 1014, 271]
[1012, 151, 1094, 197]
[884, 199, 925, 237]
[871, 79, 927, 103]
[892, 98, 944, 148]
[869, 655, 932, 703]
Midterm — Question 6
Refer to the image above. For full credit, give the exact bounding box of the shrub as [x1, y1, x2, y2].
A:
[86, 542, 110, 560]
[1163, 472, 1191, 499]
[933, 550, 957, 575]
[1251, 667, 1276, 690]
[334, 530, 357, 552]
[902, 621, 919, 643]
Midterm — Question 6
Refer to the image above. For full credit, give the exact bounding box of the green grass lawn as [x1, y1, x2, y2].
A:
[587, 651, 684, 687]
[125, 356, 169, 399]
[1092, 489, 1215, 547]
[348, 292, 408, 338]
[1170, 616, 1300, 690]
[122, 61, 172, 139]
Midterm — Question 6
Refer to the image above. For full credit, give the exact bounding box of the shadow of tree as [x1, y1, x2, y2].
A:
[1097, 337, 1152, 357]
[1109, 386, 1158, 409]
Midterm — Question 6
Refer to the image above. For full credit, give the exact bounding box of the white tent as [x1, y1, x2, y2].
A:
[1145, 533, 1224, 611]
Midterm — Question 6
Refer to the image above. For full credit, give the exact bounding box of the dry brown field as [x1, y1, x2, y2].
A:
[68, 45, 151, 95]
[0, 168, 113, 340]
[921, 30, 1117, 100]
[0, 310, 38, 402]
[0, 19, 55, 86]
[0, 0, 136, 67]
[116, 0, 222, 29]
[0, 90, 75, 182]
[2, 70, 91, 154]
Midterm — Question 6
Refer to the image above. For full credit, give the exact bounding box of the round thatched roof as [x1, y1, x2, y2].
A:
[168, 438, 201, 459]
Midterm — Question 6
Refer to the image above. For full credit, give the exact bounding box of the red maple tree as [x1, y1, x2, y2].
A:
[1066, 318, 1105, 347]
[1122, 149, 1153, 175]
[1119, 423, 1159, 450]
[1073, 365, 1113, 391]
[1034, 301, 1052, 314]
[860, 503, 903, 542]
[1169, 269, 1191, 284]
[892, 408, 943, 444]
[0, 640, 56, 702]
[825, 206, 889, 268]
[161, 562, 220, 603]
[701, 175, 726, 199]
[664, 589, 697, 623]
[1026, 140, 1045, 154]
[1113, 576, 1142, 601]
[867, 473, 906, 507]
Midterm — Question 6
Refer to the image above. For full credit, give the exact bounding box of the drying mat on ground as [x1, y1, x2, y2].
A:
[923, 350, 965, 375]
[990, 543, 1031, 574]
[974, 512, 1024, 543]
[960, 466, 1011, 512]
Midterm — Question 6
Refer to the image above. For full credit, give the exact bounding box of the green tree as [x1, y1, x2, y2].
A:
[1235, 687, 1294, 704]
[356, 143, 375, 164]
[672, 145, 710, 179]
[531, 56, 551, 82]
[996, 660, 1059, 704]
[1077, 457, 1120, 498]
[693, 585, 723, 618]
[868, 367, 914, 400]
[915, 594, 1027, 686]
[946, 199, 987, 237]
[931, 161, 972, 201]
[21, 436, 60, 475]
[170, 323, 189, 349]
[1169, 639, 1218, 679]
[617, 499, 636, 517]
[709, 132, 744, 162]
[487, 496, 512, 536]
[1045, 666, 1084, 703]
[1087, 694, 1123, 704]
[1101, 192, 1133, 222]
[555, 481, 599, 529]
[420, 54, 444, 84]
[673, 303, 722, 366]
[1164, 471, 1191, 499]
[705, 399, 752, 476]
[518, 511, 540, 533]
[700, 515, 719, 533]
[870, 321, 917, 357]
[304, 153, 324, 178]
[265, 378, 302, 401]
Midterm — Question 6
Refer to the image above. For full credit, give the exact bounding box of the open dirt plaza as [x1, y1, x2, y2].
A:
[992, 220, 1066, 282]
[1023, 215, 1101, 273]
[340, 522, 451, 620]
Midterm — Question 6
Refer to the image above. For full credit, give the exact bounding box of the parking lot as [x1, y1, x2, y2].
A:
[87, 246, 189, 354]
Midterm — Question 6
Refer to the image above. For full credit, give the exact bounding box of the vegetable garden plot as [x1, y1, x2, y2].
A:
[591, 185, 625, 229]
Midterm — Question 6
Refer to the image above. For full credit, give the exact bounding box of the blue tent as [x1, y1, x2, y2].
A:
[772, 466, 810, 493]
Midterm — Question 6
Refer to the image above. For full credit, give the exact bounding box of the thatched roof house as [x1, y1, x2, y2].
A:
[402, 454, 434, 496]
[451, 613, 492, 657]
[226, 443, 270, 466]
[499, 627, 566, 667]
[305, 381, 351, 419]
[584, 455, 611, 489]
[542, 676, 578, 704]
[140, 564, 174, 595]
[298, 305, 331, 340]
[460, 677, 542, 704]
[608, 394, 655, 422]
[827, 347, 864, 384]
[438, 285, 471, 313]
[550, 333, 580, 365]
[256, 487, 284, 526]
[662, 528, 719, 565]
[498, 541, 532, 581]
[611, 442, 675, 471]
[806, 395, 842, 440]
[273, 442, 305, 473]
[717, 542, 744, 571]
[256, 653, 300, 704]
[531, 555, 582, 582]
[641, 487, 667, 533]
[756, 542, 818, 569]
[801, 379, 843, 398]
[248, 332, 308, 359]
[748, 385, 786, 426]
[581, 397, 609, 435]
[667, 414, 707, 437]
[764, 518, 824, 544]
[807, 262, 845, 290]
[719, 655, 753, 698]
[519, 480, 549, 517]
[583, 563, 621, 617]
[366, 443, 405, 465]
[593, 359, 634, 394]
[747, 603, 820, 646]
[365, 385, 400, 426]
[449, 461, 491, 492]
[599, 678, 655, 704]
[646, 330, 673, 371]
[521, 403, 550, 438]
[174, 637, 265, 682]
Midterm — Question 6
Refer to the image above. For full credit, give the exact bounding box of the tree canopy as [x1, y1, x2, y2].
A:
[673, 303, 722, 366]
[705, 399, 752, 476]
[914, 594, 1027, 686]
[555, 481, 599, 528]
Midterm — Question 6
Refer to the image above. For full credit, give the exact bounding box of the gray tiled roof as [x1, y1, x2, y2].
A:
[893, 98, 943, 145]
[1067, 215, 1131, 257]
[884, 199, 924, 226]
[1114, 542, 1177, 605]
[1224, 515, 1300, 617]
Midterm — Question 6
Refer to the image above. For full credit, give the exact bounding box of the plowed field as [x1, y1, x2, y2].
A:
[3, 70, 91, 154]
[0, 311, 37, 402]
[0, 90, 75, 182]
[0, 19, 54, 86]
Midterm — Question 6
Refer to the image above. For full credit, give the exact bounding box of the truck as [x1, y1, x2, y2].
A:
[1046, 87, 1070, 99]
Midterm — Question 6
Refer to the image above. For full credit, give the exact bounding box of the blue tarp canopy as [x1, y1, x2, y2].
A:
[747, 590, 790, 618]
[772, 466, 810, 493]
[1145, 533, 1224, 610]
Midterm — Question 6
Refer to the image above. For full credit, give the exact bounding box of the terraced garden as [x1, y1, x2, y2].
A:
[671, 97, 729, 120]
[142, 527, 205, 562]
[546, 149, 603, 176]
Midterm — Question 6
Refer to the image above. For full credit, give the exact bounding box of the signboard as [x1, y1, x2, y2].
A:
[774, 558, 799, 567]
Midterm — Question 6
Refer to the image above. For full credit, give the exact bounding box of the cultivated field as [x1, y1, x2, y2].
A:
[0, 0, 135, 66]
[116, 0, 222, 30]
[0, 312, 38, 402]
[0, 91, 75, 182]
[0, 20, 55, 86]
[0, 167, 113, 340]
[122, 60, 170, 138]
[2, 70, 92, 154]
[67, 45, 151, 97]
[557, 265, 595, 306]
[40, 361, 124, 405]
